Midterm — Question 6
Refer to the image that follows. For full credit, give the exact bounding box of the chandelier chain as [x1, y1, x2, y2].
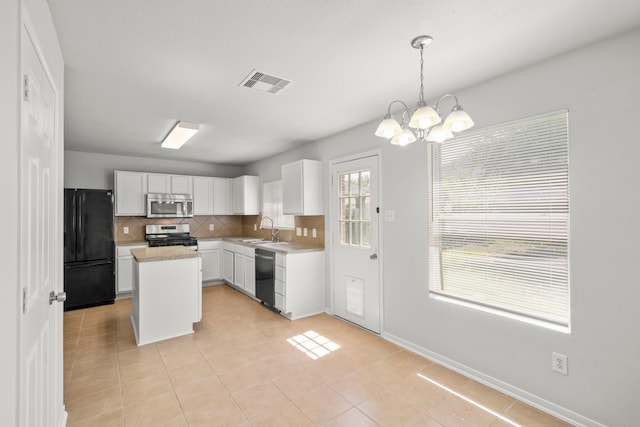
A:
[418, 46, 425, 103]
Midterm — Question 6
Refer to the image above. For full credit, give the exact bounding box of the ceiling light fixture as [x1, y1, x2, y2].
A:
[161, 121, 199, 150]
[375, 35, 474, 146]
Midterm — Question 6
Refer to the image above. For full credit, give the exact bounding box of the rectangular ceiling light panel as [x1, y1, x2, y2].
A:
[239, 69, 292, 94]
[161, 121, 199, 150]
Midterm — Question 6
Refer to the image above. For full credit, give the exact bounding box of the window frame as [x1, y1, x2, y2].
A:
[262, 180, 294, 230]
[427, 110, 570, 332]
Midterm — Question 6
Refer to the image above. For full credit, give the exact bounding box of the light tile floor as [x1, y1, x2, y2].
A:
[64, 285, 573, 426]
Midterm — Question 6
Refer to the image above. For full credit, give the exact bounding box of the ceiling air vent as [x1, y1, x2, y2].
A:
[239, 69, 292, 95]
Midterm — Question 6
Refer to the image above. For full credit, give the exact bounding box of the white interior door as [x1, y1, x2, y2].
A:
[20, 22, 63, 426]
[331, 154, 381, 333]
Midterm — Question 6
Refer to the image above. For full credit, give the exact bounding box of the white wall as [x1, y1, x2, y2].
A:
[64, 150, 245, 189]
[246, 28, 640, 426]
[1, 1, 20, 424]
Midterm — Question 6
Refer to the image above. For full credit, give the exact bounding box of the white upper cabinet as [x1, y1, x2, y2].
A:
[232, 175, 260, 215]
[147, 173, 193, 195]
[171, 175, 193, 194]
[213, 178, 233, 215]
[193, 176, 213, 215]
[282, 159, 323, 215]
[114, 171, 147, 216]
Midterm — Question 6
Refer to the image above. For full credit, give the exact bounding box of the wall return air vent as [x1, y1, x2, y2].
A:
[239, 69, 292, 94]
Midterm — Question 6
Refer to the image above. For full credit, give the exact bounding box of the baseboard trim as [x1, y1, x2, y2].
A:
[382, 331, 605, 427]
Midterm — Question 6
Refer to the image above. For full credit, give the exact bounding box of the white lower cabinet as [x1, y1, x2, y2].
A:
[244, 247, 256, 296]
[116, 244, 148, 294]
[234, 249, 245, 288]
[222, 244, 234, 283]
[198, 241, 221, 283]
[229, 244, 256, 297]
[274, 251, 324, 319]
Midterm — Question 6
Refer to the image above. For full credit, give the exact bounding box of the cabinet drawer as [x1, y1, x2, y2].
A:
[222, 242, 235, 252]
[243, 246, 255, 257]
[276, 253, 286, 267]
[275, 265, 285, 283]
[275, 279, 285, 296]
[197, 240, 220, 251]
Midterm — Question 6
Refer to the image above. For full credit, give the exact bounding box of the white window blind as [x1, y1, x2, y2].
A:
[428, 111, 569, 328]
[262, 181, 294, 230]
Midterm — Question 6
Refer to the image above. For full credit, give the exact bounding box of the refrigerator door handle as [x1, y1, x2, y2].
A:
[77, 193, 83, 254]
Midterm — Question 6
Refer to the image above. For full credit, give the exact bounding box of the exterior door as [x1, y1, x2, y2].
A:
[331, 154, 381, 333]
[20, 20, 64, 426]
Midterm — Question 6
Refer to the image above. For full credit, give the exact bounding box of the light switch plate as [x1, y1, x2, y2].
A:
[296, 227, 302, 236]
[254, 224, 257, 231]
[209, 224, 214, 231]
[123, 226, 129, 234]
[312, 228, 317, 238]
[303, 228, 308, 237]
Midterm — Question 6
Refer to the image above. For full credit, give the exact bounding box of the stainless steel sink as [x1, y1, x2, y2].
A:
[241, 238, 267, 243]
[257, 241, 288, 246]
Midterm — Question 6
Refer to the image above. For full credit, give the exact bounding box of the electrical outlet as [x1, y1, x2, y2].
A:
[552, 352, 568, 375]
[209, 224, 214, 231]
[303, 228, 308, 237]
[123, 226, 129, 234]
[312, 228, 317, 238]
[296, 227, 302, 236]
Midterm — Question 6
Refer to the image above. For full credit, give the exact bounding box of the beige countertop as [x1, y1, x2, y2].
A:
[219, 237, 324, 254]
[130, 246, 200, 263]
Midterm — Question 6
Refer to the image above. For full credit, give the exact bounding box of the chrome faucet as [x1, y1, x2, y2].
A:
[260, 216, 278, 242]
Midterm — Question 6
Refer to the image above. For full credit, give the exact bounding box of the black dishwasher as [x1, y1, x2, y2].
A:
[255, 249, 276, 308]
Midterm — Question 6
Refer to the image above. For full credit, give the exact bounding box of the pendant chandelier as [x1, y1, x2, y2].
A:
[375, 35, 474, 146]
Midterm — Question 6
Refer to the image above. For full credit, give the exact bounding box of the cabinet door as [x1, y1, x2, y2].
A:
[147, 173, 170, 194]
[213, 178, 232, 215]
[234, 252, 245, 288]
[282, 161, 303, 214]
[115, 171, 147, 216]
[193, 177, 213, 215]
[282, 159, 323, 215]
[200, 249, 220, 282]
[244, 254, 255, 296]
[171, 175, 193, 195]
[222, 250, 234, 283]
[232, 177, 245, 214]
[116, 256, 133, 293]
[232, 176, 260, 214]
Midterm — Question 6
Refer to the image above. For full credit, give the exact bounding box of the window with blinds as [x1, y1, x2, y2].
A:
[428, 110, 569, 329]
[262, 181, 294, 230]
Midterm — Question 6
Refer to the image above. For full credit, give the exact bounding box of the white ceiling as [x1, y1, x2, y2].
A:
[49, 0, 640, 166]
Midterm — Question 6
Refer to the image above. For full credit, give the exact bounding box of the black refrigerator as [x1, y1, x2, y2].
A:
[64, 189, 115, 311]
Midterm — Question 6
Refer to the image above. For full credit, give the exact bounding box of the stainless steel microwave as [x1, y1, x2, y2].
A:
[146, 193, 194, 218]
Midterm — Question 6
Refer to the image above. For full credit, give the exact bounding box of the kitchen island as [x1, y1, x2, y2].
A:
[129, 246, 201, 346]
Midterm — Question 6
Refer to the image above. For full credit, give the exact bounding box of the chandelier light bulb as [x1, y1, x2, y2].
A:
[427, 124, 454, 143]
[391, 127, 417, 146]
[443, 108, 474, 133]
[375, 116, 402, 139]
[409, 104, 441, 130]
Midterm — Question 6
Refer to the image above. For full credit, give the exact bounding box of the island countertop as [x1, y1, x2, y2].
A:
[130, 246, 200, 262]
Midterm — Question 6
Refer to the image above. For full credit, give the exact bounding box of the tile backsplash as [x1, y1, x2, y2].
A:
[114, 215, 243, 244]
[114, 214, 325, 247]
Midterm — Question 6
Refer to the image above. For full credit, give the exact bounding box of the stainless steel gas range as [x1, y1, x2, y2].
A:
[145, 224, 198, 249]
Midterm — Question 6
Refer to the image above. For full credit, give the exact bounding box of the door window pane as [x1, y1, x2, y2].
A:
[338, 170, 371, 248]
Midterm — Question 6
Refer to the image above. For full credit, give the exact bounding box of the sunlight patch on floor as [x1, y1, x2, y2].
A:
[417, 372, 521, 427]
[287, 330, 341, 360]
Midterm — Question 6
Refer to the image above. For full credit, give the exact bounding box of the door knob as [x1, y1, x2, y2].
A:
[49, 291, 66, 305]
[370, 253, 378, 260]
